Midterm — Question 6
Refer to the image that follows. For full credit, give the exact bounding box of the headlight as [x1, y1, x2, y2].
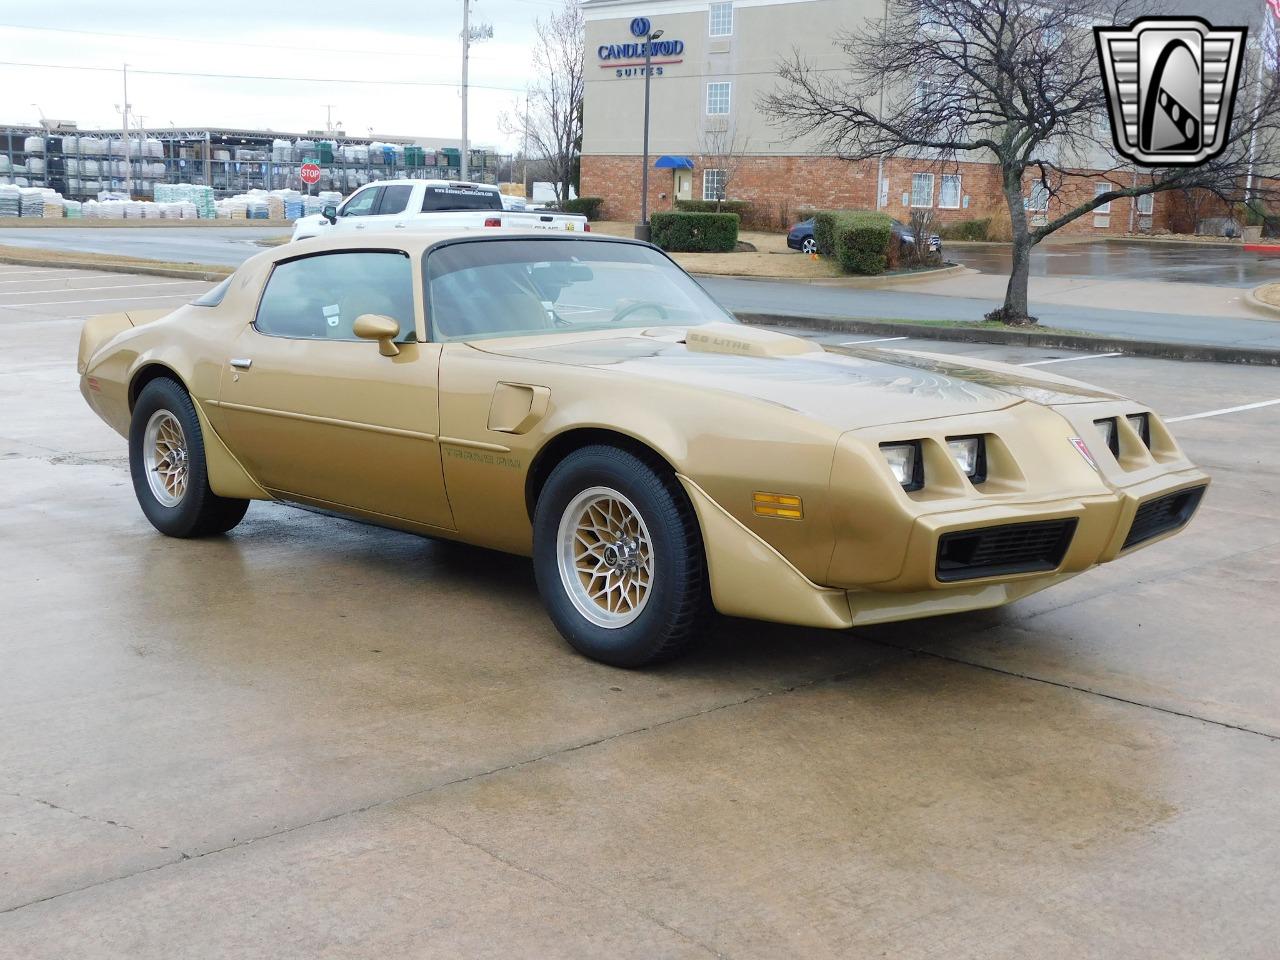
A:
[1093, 417, 1119, 456]
[880, 441, 923, 491]
[1126, 413, 1150, 447]
[946, 435, 985, 482]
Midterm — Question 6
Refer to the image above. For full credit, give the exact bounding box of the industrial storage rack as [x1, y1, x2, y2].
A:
[0, 125, 506, 200]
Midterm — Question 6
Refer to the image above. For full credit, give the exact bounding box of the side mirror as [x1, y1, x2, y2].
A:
[353, 313, 401, 357]
[322, 204, 338, 224]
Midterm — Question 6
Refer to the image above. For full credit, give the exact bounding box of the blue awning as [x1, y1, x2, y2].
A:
[654, 155, 694, 169]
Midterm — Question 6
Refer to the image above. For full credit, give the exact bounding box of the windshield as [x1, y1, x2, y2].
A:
[425, 239, 737, 341]
[421, 186, 502, 212]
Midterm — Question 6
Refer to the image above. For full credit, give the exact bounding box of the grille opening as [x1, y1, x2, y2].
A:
[1123, 485, 1206, 550]
[936, 518, 1078, 583]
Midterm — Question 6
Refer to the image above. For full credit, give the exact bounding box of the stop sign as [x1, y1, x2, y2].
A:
[300, 162, 321, 185]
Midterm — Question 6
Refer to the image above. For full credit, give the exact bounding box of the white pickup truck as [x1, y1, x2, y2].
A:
[290, 179, 588, 241]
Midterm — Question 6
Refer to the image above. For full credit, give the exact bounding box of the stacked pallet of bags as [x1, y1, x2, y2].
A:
[0, 185, 20, 217]
[18, 187, 47, 217]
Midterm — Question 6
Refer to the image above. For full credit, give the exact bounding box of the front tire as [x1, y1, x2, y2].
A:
[129, 377, 249, 538]
[533, 445, 708, 667]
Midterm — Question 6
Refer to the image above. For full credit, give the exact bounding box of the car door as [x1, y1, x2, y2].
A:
[331, 185, 382, 233]
[358, 183, 415, 231]
[210, 248, 454, 531]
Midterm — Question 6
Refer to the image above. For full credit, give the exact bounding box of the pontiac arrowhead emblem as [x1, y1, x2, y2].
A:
[1095, 17, 1247, 166]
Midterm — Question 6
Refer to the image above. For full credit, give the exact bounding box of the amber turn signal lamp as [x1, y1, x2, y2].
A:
[753, 492, 803, 520]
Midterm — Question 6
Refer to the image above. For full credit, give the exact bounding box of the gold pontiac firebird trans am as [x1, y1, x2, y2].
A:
[78, 229, 1208, 667]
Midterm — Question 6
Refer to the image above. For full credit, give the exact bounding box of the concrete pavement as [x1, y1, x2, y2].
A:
[2, 267, 1279, 957]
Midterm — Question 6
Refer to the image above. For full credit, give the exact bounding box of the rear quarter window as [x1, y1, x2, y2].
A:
[421, 187, 502, 212]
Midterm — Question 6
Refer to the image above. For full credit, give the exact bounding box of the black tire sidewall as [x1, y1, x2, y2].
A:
[129, 378, 220, 538]
[533, 446, 702, 668]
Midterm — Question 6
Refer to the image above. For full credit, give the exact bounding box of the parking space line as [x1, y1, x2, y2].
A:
[1019, 352, 1123, 366]
[0, 275, 122, 285]
[840, 336, 910, 345]
[1166, 399, 1280, 422]
[0, 281, 206, 299]
[0, 293, 203, 308]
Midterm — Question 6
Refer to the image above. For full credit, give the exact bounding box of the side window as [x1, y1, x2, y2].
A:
[378, 184, 414, 215]
[340, 187, 381, 217]
[254, 252, 416, 342]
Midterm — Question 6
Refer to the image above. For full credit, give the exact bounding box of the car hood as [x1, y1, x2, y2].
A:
[469, 323, 1120, 432]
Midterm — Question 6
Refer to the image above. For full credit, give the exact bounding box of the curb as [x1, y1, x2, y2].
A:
[736, 312, 1280, 367]
[691, 263, 969, 288]
[0, 253, 231, 282]
[1246, 284, 1280, 319]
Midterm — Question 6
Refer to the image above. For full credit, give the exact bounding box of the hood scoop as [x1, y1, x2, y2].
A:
[684, 322, 818, 359]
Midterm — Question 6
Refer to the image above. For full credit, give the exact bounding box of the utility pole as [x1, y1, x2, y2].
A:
[121, 63, 131, 195]
[323, 104, 336, 132]
[461, 0, 471, 180]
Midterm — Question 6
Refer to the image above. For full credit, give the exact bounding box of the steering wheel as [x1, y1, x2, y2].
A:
[612, 300, 670, 324]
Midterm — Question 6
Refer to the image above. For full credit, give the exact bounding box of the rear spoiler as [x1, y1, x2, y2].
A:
[76, 308, 173, 375]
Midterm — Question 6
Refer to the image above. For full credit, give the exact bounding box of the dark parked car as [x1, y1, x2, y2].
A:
[787, 216, 942, 256]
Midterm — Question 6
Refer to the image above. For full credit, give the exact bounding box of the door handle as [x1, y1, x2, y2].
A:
[394, 223, 407, 228]
[354, 223, 366, 229]
[229, 357, 253, 369]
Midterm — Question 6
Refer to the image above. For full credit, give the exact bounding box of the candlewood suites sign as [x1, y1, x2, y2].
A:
[598, 16, 684, 77]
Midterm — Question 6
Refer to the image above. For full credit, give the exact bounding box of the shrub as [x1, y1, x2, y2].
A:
[649, 211, 740, 252]
[674, 198, 752, 218]
[811, 210, 849, 257]
[832, 211, 894, 275]
[938, 218, 992, 241]
[562, 196, 603, 220]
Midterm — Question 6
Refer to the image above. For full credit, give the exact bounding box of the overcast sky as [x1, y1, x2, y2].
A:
[0, 0, 564, 147]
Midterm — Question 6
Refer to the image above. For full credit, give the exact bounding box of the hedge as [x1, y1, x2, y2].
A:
[811, 210, 846, 257]
[562, 196, 603, 220]
[833, 212, 894, 275]
[649, 211, 739, 252]
[674, 199, 752, 218]
[938, 218, 992, 241]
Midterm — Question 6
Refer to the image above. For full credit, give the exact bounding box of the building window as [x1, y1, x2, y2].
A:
[939, 174, 961, 209]
[702, 169, 727, 201]
[1026, 181, 1050, 212]
[709, 2, 733, 37]
[910, 173, 934, 207]
[706, 82, 731, 116]
[1137, 193, 1154, 215]
[1094, 182, 1113, 214]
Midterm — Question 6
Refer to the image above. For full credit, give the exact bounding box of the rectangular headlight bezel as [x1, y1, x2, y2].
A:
[945, 434, 987, 484]
[880, 441, 924, 492]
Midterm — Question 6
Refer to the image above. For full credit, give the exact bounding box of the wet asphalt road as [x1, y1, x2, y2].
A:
[3, 267, 1279, 957]
[952, 240, 1280, 287]
[0, 226, 283, 267]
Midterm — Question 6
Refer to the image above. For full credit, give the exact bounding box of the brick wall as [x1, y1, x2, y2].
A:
[582, 153, 1177, 235]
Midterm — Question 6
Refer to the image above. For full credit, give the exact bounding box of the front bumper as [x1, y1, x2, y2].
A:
[685, 402, 1209, 631]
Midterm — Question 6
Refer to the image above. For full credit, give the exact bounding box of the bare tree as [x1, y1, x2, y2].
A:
[500, 0, 584, 205]
[761, 0, 1280, 325]
[697, 122, 751, 212]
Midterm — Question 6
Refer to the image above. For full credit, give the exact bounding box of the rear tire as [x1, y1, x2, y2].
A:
[129, 377, 249, 538]
[801, 237, 817, 254]
[533, 445, 708, 668]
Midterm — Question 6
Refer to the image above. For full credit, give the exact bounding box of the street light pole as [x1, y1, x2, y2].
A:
[636, 28, 663, 241]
